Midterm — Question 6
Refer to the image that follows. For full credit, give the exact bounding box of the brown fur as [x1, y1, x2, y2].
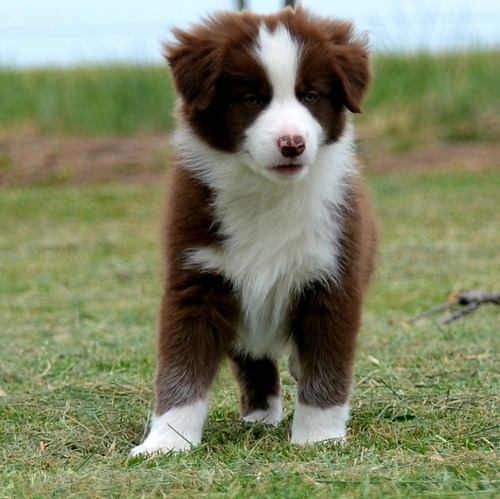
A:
[290, 178, 377, 408]
[165, 6, 371, 151]
[150, 6, 377, 436]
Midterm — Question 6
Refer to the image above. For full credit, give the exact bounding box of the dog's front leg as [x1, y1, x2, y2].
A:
[130, 275, 236, 456]
[289, 282, 362, 445]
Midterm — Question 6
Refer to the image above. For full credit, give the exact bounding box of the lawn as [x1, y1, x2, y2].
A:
[1, 170, 498, 497]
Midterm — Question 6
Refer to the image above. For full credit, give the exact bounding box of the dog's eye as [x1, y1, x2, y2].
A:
[243, 94, 261, 107]
[302, 92, 318, 104]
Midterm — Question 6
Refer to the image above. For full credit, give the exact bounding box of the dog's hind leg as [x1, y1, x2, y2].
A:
[230, 352, 283, 426]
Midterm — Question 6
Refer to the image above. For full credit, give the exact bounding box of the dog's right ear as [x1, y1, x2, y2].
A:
[164, 27, 222, 112]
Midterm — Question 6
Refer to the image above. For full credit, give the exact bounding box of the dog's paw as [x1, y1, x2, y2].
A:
[130, 399, 208, 456]
[291, 401, 349, 445]
[242, 396, 284, 426]
[130, 437, 192, 456]
[129, 431, 193, 456]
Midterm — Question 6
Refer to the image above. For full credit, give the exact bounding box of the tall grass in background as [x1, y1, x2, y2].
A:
[0, 50, 499, 150]
[0, 65, 175, 135]
[365, 50, 500, 151]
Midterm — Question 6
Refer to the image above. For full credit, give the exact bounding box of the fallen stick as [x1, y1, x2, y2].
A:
[411, 291, 500, 325]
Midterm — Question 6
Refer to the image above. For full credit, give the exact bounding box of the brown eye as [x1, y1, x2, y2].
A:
[243, 94, 261, 107]
[303, 91, 318, 104]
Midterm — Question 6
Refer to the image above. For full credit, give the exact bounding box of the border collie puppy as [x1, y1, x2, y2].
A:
[130, 6, 377, 455]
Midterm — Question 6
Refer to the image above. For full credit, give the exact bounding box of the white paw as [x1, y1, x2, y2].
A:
[242, 396, 283, 426]
[291, 401, 350, 445]
[130, 431, 193, 456]
[130, 399, 208, 456]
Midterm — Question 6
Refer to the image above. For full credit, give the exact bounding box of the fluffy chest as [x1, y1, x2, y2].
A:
[187, 170, 348, 357]
[178, 121, 356, 357]
[215, 182, 341, 299]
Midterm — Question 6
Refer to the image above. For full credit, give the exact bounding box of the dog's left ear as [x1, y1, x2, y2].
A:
[335, 43, 371, 113]
[326, 21, 371, 113]
[338, 46, 371, 113]
[164, 27, 222, 112]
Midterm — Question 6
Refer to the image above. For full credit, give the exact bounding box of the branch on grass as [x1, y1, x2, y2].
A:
[411, 291, 500, 325]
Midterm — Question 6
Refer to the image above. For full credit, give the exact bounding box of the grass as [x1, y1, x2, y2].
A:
[1, 50, 499, 150]
[1, 171, 499, 497]
[364, 51, 500, 151]
[0, 65, 175, 135]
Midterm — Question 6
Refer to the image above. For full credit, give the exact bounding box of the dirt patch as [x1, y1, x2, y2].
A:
[0, 132, 172, 187]
[0, 131, 498, 187]
[364, 142, 500, 174]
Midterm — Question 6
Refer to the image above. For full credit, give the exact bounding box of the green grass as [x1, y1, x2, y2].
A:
[1, 51, 499, 150]
[0, 65, 175, 135]
[1, 171, 499, 497]
[364, 51, 500, 151]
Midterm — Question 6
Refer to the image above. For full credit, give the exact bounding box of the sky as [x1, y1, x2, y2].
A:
[1, 0, 499, 67]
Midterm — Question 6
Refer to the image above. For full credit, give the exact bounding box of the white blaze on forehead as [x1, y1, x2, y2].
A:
[255, 24, 301, 100]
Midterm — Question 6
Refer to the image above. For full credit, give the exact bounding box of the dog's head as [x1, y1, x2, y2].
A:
[165, 7, 371, 182]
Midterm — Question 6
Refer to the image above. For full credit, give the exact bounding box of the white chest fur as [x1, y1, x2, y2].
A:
[179, 128, 357, 358]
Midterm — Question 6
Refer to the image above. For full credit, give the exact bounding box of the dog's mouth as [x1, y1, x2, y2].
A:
[270, 164, 304, 176]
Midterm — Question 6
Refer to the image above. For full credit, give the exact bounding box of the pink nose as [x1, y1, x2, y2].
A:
[277, 135, 306, 158]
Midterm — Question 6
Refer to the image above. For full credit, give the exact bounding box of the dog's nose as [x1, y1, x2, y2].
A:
[277, 135, 306, 158]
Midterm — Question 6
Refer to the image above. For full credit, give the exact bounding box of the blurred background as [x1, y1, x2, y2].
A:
[1, 0, 499, 185]
[2, 0, 500, 67]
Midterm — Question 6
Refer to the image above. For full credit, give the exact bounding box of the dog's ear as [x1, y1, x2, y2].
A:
[325, 21, 371, 113]
[164, 28, 222, 112]
[334, 43, 371, 113]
